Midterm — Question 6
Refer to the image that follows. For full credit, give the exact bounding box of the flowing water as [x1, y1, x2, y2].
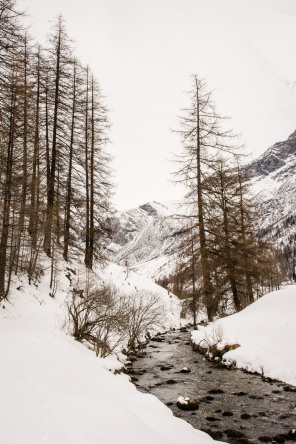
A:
[127, 329, 296, 443]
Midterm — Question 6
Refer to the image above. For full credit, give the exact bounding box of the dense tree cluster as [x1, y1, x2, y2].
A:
[258, 216, 296, 282]
[0, 1, 112, 300]
[173, 75, 281, 323]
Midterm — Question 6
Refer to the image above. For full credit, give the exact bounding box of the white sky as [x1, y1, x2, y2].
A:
[20, 0, 296, 210]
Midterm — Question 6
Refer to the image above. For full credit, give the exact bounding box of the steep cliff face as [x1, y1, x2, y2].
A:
[109, 132, 296, 279]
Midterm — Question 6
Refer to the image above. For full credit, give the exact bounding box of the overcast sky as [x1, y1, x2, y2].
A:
[19, 0, 296, 210]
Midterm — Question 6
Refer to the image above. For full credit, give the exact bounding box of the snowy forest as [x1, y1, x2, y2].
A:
[0, 1, 112, 301]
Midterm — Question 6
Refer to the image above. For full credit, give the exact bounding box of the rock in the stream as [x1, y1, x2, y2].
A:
[206, 416, 220, 422]
[272, 434, 288, 443]
[224, 429, 246, 438]
[287, 429, 296, 441]
[160, 365, 173, 371]
[222, 411, 233, 417]
[177, 397, 199, 411]
[179, 367, 191, 373]
[283, 386, 296, 392]
[232, 391, 247, 396]
[208, 389, 224, 394]
[241, 413, 252, 420]
[166, 379, 178, 385]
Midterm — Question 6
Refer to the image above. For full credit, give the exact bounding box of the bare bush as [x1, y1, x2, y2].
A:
[67, 285, 166, 356]
[125, 291, 164, 350]
[199, 321, 224, 356]
[67, 285, 127, 358]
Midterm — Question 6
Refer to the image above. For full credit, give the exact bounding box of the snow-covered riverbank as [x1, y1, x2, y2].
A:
[0, 266, 218, 444]
[191, 286, 296, 386]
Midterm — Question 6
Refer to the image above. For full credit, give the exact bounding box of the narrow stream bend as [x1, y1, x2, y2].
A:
[127, 329, 296, 443]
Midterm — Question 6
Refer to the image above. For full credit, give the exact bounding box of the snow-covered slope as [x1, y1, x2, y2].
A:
[247, 130, 296, 233]
[109, 131, 296, 280]
[191, 285, 296, 386]
[108, 201, 183, 279]
[0, 271, 218, 444]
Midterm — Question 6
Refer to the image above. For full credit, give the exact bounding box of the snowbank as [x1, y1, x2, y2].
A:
[0, 276, 218, 444]
[191, 286, 296, 386]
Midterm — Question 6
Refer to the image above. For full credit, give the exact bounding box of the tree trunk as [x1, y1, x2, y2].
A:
[63, 61, 77, 261]
[0, 85, 16, 299]
[44, 24, 61, 257]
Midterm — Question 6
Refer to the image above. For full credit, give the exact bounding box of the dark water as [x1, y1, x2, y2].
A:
[127, 329, 296, 443]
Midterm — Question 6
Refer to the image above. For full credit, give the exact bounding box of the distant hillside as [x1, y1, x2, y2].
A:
[107, 201, 182, 279]
[109, 131, 296, 280]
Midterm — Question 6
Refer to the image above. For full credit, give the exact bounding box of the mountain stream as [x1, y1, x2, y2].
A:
[126, 329, 296, 443]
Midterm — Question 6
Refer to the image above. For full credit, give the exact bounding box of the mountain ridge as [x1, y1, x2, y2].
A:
[109, 132, 296, 280]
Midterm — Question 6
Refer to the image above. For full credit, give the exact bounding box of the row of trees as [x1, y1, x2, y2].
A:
[0, 1, 112, 300]
[173, 76, 281, 324]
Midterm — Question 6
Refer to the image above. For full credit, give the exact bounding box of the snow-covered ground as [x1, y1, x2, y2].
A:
[98, 262, 186, 332]
[0, 263, 220, 444]
[191, 286, 296, 386]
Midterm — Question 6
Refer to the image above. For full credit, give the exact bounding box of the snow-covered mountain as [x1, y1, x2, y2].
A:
[108, 201, 183, 279]
[109, 131, 296, 279]
[246, 131, 296, 240]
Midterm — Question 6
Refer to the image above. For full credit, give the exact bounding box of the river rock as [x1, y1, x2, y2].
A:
[206, 416, 220, 422]
[201, 429, 223, 440]
[177, 397, 199, 411]
[166, 379, 178, 384]
[241, 413, 252, 420]
[179, 367, 191, 373]
[287, 429, 296, 441]
[160, 365, 173, 371]
[272, 434, 287, 443]
[208, 389, 224, 394]
[232, 391, 247, 396]
[224, 430, 246, 438]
